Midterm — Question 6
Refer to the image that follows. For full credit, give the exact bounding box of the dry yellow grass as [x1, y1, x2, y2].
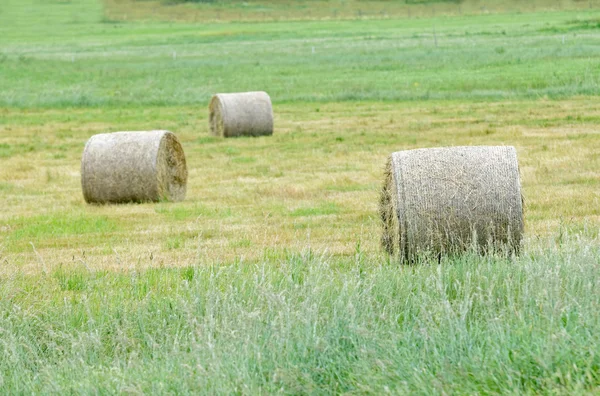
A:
[1, 99, 599, 274]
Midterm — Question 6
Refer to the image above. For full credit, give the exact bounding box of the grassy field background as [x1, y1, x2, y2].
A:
[103, 0, 600, 22]
[0, 0, 600, 393]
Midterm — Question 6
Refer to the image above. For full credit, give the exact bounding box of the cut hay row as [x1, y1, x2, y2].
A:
[81, 130, 187, 204]
[209, 91, 274, 138]
[380, 146, 524, 261]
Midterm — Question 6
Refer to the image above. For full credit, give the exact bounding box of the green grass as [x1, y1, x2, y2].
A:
[1, 238, 600, 393]
[5, 212, 119, 252]
[1, 0, 600, 393]
[9, 213, 116, 240]
[1, 2, 600, 107]
[102, 0, 600, 23]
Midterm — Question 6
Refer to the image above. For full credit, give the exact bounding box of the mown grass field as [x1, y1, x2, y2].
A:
[1, 0, 600, 393]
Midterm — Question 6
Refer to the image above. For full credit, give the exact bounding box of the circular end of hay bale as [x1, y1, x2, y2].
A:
[81, 130, 188, 204]
[208, 91, 273, 138]
[209, 95, 225, 137]
[379, 146, 524, 262]
[379, 156, 401, 257]
[156, 131, 188, 202]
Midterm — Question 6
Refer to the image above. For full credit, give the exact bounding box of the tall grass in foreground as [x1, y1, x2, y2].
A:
[1, 236, 599, 393]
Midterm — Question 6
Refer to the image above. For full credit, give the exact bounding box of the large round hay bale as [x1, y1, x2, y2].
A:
[81, 130, 187, 204]
[209, 91, 273, 137]
[380, 146, 524, 261]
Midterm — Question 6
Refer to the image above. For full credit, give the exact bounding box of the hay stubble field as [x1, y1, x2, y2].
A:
[0, 0, 600, 393]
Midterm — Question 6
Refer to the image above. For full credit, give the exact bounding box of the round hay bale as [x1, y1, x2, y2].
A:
[81, 130, 187, 204]
[209, 91, 273, 137]
[379, 146, 524, 261]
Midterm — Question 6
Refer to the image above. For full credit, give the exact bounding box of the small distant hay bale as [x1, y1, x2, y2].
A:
[379, 146, 524, 261]
[209, 91, 273, 137]
[81, 130, 188, 204]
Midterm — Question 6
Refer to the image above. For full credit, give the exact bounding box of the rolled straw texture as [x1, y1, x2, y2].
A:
[81, 130, 187, 204]
[209, 91, 273, 137]
[380, 146, 523, 261]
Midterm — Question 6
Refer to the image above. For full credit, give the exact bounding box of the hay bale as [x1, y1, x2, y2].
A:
[81, 130, 187, 204]
[209, 91, 273, 137]
[380, 146, 524, 261]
